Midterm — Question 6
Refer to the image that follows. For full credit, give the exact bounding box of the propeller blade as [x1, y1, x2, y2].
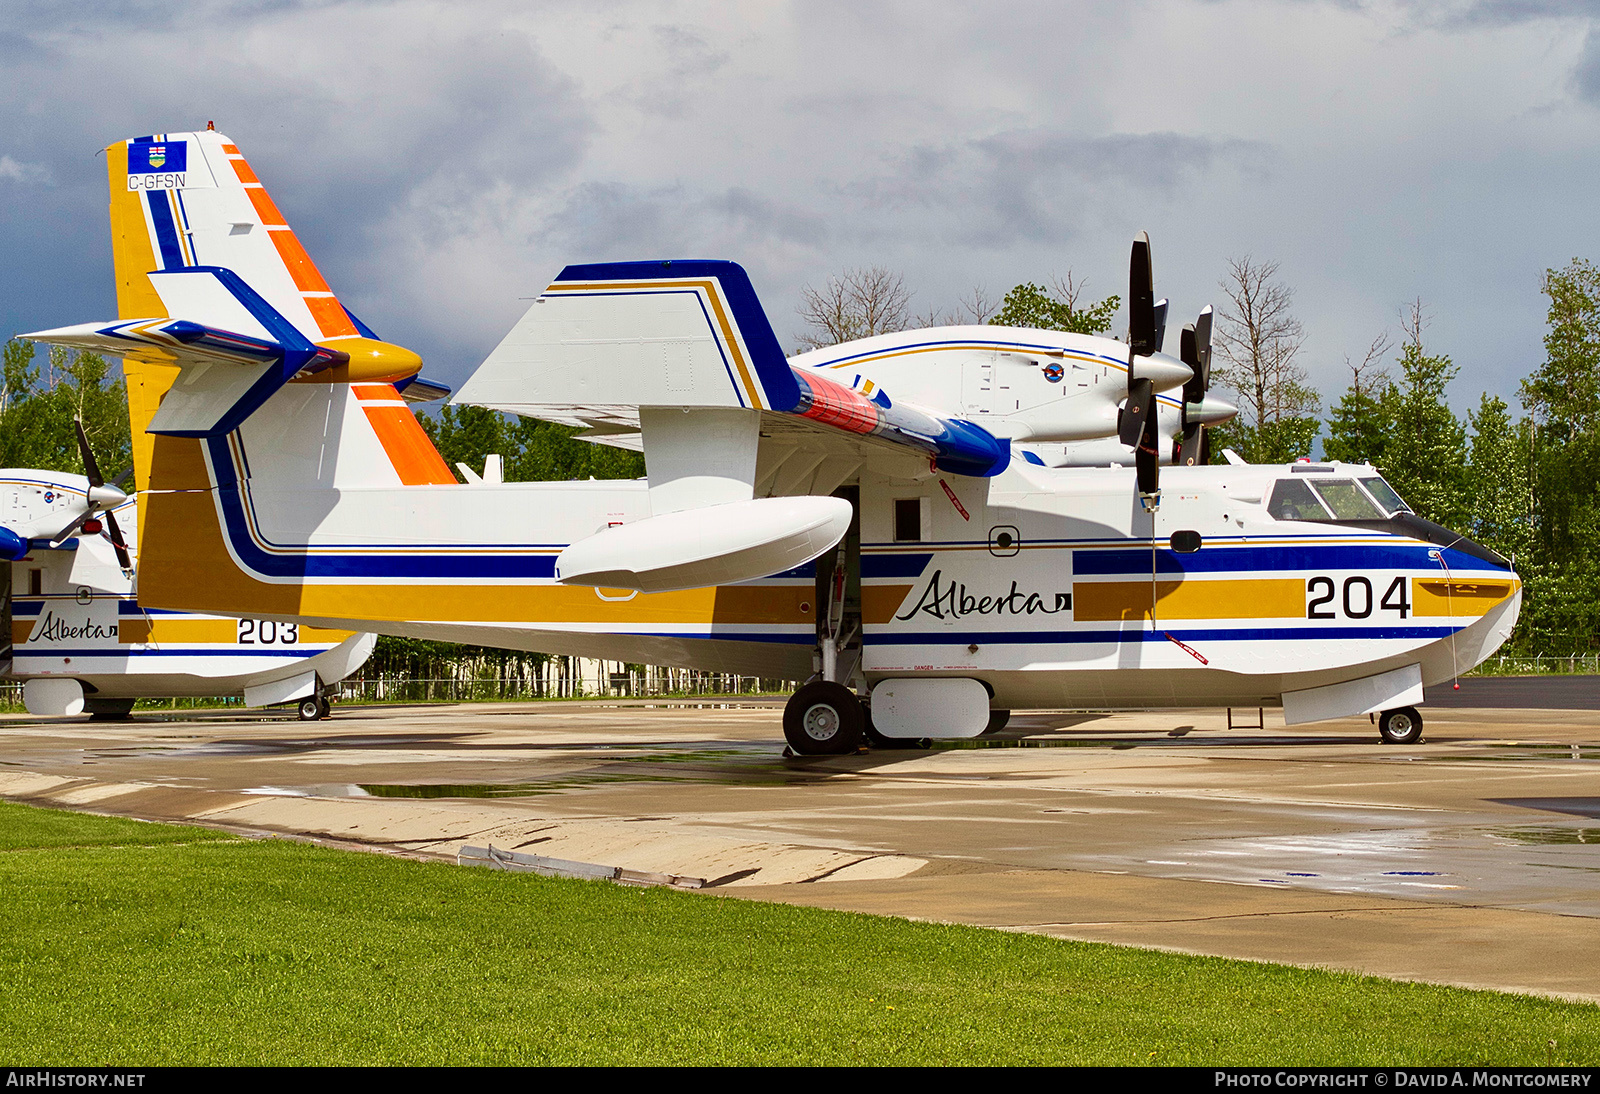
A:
[1133, 379, 1162, 494]
[1177, 424, 1205, 467]
[1151, 298, 1169, 355]
[51, 512, 89, 545]
[1136, 420, 1162, 494]
[103, 508, 133, 573]
[74, 419, 103, 488]
[1179, 324, 1204, 405]
[1194, 305, 1213, 389]
[1127, 233, 1157, 363]
[1119, 378, 1153, 448]
[111, 467, 134, 490]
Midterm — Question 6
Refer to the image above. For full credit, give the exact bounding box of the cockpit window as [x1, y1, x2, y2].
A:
[1267, 479, 1332, 522]
[1313, 479, 1385, 520]
[1358, 476, 1410, 515]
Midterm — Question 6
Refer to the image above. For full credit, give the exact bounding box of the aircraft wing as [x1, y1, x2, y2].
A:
[459, 260, 1010, 480]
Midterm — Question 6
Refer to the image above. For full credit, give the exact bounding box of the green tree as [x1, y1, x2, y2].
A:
[419, 406, 645, 484]
[1465, 394, 1534, 563]
[0, 340, 130, 476]
[1322, 335, 1392, 466]
[1515, 259, 1600, 655]
[988, 277, 1119, 335]
[1376, 339, 1468, 529]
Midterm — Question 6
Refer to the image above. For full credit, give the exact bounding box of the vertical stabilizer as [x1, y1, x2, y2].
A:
[109, 130, 362, 343]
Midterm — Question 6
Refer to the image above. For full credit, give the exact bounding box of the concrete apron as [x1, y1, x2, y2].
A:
[3, 763, 1597, 1004]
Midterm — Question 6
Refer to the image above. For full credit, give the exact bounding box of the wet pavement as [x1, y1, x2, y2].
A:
[2, 698, 1598, 1001]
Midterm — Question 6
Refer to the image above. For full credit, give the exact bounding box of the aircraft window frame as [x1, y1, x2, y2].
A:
[1307, 478, 1385, 521]
[1358, 476, 1411, 516]
[1267, 479, 1332, 522]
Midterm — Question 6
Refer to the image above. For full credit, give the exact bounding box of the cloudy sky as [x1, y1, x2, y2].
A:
[4, 0, 1599, 417]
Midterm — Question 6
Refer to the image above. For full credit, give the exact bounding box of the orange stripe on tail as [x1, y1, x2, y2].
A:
[354, 384, 457, 485]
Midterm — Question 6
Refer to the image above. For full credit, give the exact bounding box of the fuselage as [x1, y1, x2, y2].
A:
[133, 404, 1520, 713]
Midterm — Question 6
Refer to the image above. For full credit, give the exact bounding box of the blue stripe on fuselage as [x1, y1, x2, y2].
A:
[1073, 543, 1507, 575]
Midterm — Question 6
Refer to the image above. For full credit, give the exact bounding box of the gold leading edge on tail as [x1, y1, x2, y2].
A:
[22, 129, 1521, 752]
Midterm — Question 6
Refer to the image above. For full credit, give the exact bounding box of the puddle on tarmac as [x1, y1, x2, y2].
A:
[926, 735, 1351, 751]
[1486, 826, 1600, 845]
[1083, 823, 1600, 915]
[357, 747, 832, 797]
[1445, 744, 1600, 762]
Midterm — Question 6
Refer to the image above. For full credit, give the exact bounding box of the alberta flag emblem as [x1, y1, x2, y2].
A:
[128, 140, 186, 174]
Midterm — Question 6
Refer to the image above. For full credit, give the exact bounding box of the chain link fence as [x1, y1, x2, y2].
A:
[6, 655, 1600, 714]
[335, 670, 795, 703]
[0, 671, 796, 713]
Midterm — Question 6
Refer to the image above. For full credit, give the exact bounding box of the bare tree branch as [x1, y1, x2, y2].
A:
[1047, 271, 1089, 313]
[795, 267, 912, 350]
[1346, 332, 1393, 398]
[1401, 297, 1430, 350]
[1211, 256, 1317, 429]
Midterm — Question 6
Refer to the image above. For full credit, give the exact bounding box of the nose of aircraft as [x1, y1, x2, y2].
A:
[1128, 350, 1191, 391]
[1393, 512, 1513, 571]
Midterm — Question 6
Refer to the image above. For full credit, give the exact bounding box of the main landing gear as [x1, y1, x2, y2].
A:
[1377, 706, 1423, 745]
[297, 695, 332, 721]
[783, 681, 864, 755]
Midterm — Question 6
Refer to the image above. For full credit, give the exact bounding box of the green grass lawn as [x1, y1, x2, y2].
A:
[0, 800, 1594, 1066]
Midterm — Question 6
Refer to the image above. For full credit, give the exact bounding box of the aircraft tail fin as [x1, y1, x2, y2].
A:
[109, 130, 363, 344]
[22, 131, 428, 440]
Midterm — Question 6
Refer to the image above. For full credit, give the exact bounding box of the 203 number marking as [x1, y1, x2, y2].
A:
[238, 619, 299, 645]
[1306, 576, 1410, 620]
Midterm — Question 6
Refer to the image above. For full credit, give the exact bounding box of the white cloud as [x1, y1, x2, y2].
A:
[0, 154, 49, 183]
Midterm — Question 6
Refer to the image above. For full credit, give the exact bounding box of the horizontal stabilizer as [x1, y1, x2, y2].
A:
[554, 495, 851, 593]
[395, 374, 452, 403]
[25, 265, 343, 438]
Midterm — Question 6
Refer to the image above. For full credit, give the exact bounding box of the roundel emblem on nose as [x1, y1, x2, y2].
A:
[1043, 362, 1064, 383]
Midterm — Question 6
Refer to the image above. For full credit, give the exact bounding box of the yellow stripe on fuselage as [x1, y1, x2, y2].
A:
[1074, 579, 1305, 622]
[1411, 578, 1518, 618]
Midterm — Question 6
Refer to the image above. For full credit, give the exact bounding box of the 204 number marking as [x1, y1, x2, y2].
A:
[1306, 576, 1410, 620]
[238, 619, 299, 645]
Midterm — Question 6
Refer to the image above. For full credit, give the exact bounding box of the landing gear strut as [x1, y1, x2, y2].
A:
[786, 488, 865, 757]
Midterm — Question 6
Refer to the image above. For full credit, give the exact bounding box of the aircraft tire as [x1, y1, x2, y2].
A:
[784, 682, 865, 755]
[982, 709, 1011, 735]
[318, 696, 332, 719]
[297, 697, 322, 722]
[1377, 706, 1423, 745]
[85, 697, 137, 721]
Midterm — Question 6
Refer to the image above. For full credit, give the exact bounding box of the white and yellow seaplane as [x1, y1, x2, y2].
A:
[2, 427, 374, 720]
[21, 129, 1519, 751]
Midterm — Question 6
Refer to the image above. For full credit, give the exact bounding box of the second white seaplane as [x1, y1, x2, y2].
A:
[22, 129, 1520, 752]
[2, 426, 374, 719]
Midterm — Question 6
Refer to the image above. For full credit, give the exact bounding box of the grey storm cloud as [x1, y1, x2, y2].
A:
[3, 0, 1600, 406]
[856, 129, 1272, 250]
